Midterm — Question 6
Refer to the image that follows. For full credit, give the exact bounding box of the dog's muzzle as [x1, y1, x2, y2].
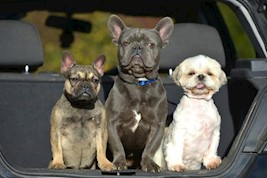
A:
[198, 74, 205, 81]
[133, 45, 142, 55]
[73, 83, 97, 100]
[130, 45, 145, 67]
[124, 44, 155, 69]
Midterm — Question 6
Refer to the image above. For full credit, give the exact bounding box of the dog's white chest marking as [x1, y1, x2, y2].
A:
[131, 110, 141, 133]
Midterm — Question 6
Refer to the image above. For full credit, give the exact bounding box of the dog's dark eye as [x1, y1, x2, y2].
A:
[207, 72, 213, 76]
[93, 78, 99, 84]
[147, 43, 155, 48]
[188, 72, 195, 76]
[70, 77, 79, 82]
[123, 41, 130, 47]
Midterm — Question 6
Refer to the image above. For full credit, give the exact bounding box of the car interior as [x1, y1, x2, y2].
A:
[0, 0, 264, 176]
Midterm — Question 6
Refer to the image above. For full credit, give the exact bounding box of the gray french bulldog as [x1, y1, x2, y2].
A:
[105, 15, 174, 172]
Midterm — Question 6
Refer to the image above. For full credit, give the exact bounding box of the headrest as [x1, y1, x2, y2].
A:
[160, 23, 225, 71]
[0, 20, 43, 72]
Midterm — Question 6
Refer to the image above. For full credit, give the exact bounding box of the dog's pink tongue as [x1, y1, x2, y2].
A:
[196, 83, 205, 89]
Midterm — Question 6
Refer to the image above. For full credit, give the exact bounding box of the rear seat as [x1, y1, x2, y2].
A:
[0, 20, 43, 72]
[0, 20, 61, 168]
[0, 20, 257, 171]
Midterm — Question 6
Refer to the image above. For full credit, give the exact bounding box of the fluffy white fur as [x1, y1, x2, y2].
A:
[158, 55, 227, 171]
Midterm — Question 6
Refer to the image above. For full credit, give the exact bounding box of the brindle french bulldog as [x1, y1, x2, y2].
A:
[48, 50, 115, 171]
[105, 15, 174, 172]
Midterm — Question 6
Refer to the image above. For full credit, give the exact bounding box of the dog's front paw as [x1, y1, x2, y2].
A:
[48, 161, 66, 169]
[203, 156, 222, 170]
[168, 163, 187, 172]
[98, 159, 116, 171]
[113, 156, 128, 170]
[141, 157, 161, 173]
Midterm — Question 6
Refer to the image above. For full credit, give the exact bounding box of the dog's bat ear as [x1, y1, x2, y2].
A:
[61, 50, 76, 74]
[154, 17, 174, 48]
[93, 55, 106, 76]
[107, 15, 127, 46]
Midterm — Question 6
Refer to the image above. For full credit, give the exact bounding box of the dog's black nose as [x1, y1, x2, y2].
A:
[83, 83, 90, 89]
[198, 74, 205, 81]
[133, 46, 143, 54]
[82, 83, 93, 96]
[133, 46, 142, 50]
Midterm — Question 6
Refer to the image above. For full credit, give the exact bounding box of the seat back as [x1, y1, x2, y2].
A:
[0, 20, 50, 168]
[160, 23, 234, 157]
[0, 75, 63, 168]
[0, 20, 43, 72]
[160, 23, 225, 71]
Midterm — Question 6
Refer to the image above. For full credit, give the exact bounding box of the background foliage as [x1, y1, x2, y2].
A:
[23, 11, 161, 73]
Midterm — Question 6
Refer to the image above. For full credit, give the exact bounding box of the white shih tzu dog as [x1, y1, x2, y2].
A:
[163, 54, 227, 171]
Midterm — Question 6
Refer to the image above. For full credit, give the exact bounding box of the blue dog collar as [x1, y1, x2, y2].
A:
[137, 78, 157, 86]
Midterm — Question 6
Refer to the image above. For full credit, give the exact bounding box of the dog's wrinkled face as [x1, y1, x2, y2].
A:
[172, 55, 227, 100]
[107, 15, 174, 79]
[61, 50, 105, 102]
[116, 28, 162, 78]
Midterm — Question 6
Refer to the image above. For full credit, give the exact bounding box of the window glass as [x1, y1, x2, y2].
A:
[23, 11, 117, 73]
[22, 12, 160, 73]
[217, 2, 256, 58]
